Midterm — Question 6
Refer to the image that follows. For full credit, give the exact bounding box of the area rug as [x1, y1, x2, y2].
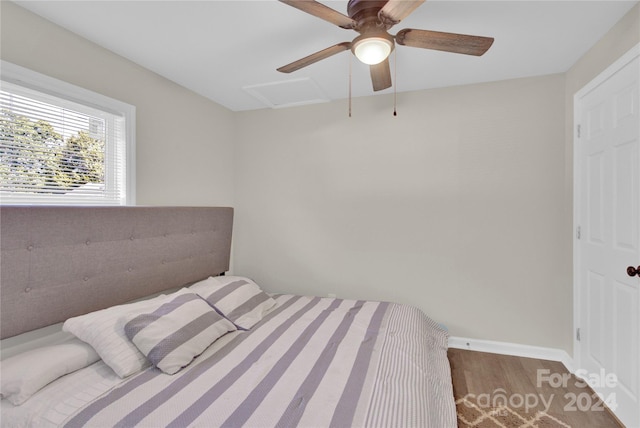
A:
[456, 395, 572, 428]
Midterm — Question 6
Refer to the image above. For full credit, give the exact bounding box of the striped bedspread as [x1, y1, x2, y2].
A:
[63, 295, 455, 427]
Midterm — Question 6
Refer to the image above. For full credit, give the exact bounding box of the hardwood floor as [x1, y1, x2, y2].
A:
[448, 348, 624, 427]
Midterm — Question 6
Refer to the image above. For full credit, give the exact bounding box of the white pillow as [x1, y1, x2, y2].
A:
[0, 339, 99, 405]
[63, 291, 187, 378]
[123, 293, 236, 375]
[189, 276, 276, 330]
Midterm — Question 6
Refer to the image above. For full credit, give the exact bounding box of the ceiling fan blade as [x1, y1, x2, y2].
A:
[277, 42, 351, 73]
[396, 29, 494, 56]
[379, 0, 425, 25]
[370, 59, 392, 92]
[279, 0, 356, 29]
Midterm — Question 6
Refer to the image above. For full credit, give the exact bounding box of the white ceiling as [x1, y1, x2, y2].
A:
[14, 0, 639, 111]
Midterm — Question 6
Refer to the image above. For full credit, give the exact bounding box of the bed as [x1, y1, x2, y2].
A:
[0, 206, 456, 427]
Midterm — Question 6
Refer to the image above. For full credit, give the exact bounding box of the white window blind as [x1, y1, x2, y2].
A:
[0, 61, 135, 205]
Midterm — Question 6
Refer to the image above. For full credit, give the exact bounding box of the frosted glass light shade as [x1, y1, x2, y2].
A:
[353, 37, 393, 65]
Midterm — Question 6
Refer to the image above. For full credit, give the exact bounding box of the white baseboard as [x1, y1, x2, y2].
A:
[449, 336, 575, 374]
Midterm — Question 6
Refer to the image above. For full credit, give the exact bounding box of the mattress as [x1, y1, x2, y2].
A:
[1, 295, 455, 427]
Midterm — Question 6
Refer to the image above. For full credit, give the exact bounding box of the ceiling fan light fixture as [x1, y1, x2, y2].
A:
[352, 35, 394, 65]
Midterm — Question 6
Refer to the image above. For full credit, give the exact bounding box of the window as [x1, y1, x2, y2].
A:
[0, 61, 135, 205]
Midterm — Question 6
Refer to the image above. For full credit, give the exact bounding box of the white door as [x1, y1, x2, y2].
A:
[575, 44, 640, 428]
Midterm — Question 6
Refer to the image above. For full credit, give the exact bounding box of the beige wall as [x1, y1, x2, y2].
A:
[566, 3, 640, 96]
[0, 1, 236, 207]
[234, 74, 571, 352]
[232, 4, 640, 356]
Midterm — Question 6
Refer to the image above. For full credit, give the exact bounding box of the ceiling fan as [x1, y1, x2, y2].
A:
[277, 0, 494, 91]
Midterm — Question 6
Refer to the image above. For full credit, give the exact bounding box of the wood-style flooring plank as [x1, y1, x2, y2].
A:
[448, 348, 624, 428]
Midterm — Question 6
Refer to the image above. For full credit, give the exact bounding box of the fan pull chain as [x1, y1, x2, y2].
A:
[348, 54, 352, 118]
[393, 47, 397, 117]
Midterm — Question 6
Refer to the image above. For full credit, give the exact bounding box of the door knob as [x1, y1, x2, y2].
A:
[628, 266, 640, 277]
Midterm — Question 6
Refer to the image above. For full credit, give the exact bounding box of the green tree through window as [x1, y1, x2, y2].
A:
[0, 109, 105, 195]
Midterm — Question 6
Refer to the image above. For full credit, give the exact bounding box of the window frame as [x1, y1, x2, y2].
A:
[0, 60, 136, 205]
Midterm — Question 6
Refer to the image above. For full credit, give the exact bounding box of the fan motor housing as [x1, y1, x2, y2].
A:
[347, 0, 392, 32]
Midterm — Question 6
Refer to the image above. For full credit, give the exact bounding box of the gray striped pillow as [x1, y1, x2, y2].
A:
[124, 293, 236, 374]
[189, 276, 276, 330]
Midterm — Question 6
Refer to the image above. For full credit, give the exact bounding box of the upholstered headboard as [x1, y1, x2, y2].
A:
[0, 206, 233, 339]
